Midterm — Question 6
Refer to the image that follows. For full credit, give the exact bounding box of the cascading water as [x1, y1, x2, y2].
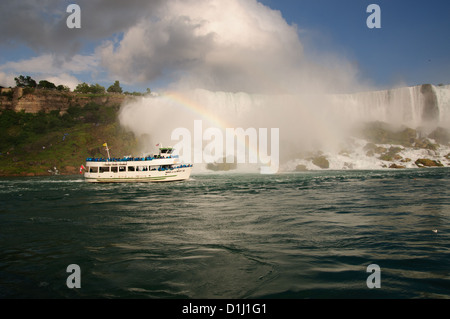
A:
[434, 84, 450, 125]
[328, 84, 450, 128]
[119, 84, 450, 171]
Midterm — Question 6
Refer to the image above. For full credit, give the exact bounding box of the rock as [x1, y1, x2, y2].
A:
[428, 127, 450, 145]
[206, 157, 237, 171]
[1, 87, 127, 114]
[343, 162, 354, 169]
[364, 142, 387, 154]
[295, 164, 308, 172]
[379, 146, 403, 161]
[414, 138, 439, 150]
[360, 122, 418, 146]
[398, 127, 419, 146]
[389, 146, 403, 154]
[312, 156, 329, 169]
[415, 158, 444, 167]
[389, 164, 405, 169]
[379, 153, 394, 161]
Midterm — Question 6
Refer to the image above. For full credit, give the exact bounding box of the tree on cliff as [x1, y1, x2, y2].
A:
[37, 80, 57, 90]
[74, 82, 105, 94]
[56, 85, 70, 92]
[14, 75, 37, 88]
[89, 83, 105, 94]
[74, 82, 90, 93]
[107, 80, 123, 94]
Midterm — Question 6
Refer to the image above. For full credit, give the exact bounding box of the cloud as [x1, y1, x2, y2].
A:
[43, 73, 81, 91]
[0, 0, 164, 55]
[0, 53, 98, 75]
[0, 0, 365, 94]
[96, 0, 365, 94]
[0, 53, 99, 89]
[98, 0, 310, 93]
[0, 72, 15, 87]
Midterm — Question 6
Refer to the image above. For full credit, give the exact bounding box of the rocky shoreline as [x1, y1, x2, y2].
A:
[290, 122, 450, 171]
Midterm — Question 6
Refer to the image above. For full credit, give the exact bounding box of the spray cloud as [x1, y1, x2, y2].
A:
[114, 0, 415, 171]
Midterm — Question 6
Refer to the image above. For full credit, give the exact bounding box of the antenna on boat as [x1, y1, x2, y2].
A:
[103, 143, 111, 160]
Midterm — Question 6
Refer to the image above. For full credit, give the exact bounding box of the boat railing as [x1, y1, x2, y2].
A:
[86, 155, 180, 162]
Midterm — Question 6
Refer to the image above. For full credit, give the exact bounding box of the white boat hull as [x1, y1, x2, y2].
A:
[84, 147, 192, 183]
[84, 166, 192, 183]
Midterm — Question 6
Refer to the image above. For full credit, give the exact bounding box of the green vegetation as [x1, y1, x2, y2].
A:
[0, 103, 137, 176]
[1, 90, 13, 100]
[37, 80, 56, 90]
[74, 82, 106, 94]
[107, 80, 123, 94]
[14, 75, 37, 88]
[6, 74, 151, 97]
[0, 75, 154, 176]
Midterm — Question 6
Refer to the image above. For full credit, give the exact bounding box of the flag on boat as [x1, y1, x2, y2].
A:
[79, 164, 85, 174]
[156, 143, 160, 147]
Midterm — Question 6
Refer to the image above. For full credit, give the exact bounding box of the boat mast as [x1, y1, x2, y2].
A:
[103, 143, 111, 160]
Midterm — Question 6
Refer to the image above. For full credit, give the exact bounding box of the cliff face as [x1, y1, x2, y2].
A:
[0, 87, 127, 113]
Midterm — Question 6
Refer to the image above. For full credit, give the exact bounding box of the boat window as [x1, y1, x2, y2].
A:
[128, 166, 135, 172]
[137, 166, 148, 172]
[99, 167, 110, 173]
[111, 167, 118, 173]
[89, 167, 98, 173]
[119, 166, 126, 172]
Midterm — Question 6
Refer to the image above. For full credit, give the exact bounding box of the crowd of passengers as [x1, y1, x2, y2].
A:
[86, 155, 178, 162]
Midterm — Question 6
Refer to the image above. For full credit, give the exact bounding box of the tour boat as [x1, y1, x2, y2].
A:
[84, 144, 192, 183]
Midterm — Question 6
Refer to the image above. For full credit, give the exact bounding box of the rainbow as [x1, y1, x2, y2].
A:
[157, 90, 269, 164]
[160, 90, 228, 129]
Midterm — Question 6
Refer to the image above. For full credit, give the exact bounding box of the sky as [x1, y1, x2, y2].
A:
[0, 0, 449, 94]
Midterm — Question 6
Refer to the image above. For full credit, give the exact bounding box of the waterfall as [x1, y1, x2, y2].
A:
[435, 84, 450, 125]
[328, 84, 449, 128]
[119, 84, 450, 170]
